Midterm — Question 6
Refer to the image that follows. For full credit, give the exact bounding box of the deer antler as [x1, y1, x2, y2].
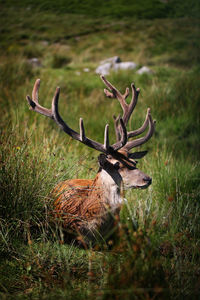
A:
[101, 76, 156, 151]
[26, 79, 127, 154]
[101, 75, 139, 127]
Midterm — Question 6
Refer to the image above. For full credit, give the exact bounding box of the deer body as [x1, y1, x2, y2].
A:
[51, 150, 152, 242]
[51, 175, 122, 241]
[26, 76, 155, 243]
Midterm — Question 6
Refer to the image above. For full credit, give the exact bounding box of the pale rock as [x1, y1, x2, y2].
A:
[113, 62, 137, 71]
[95, 56, 138, 75]
[95, 62, 112, 76]
[100, 56, 121, 65]
[136, 66, 153, 75]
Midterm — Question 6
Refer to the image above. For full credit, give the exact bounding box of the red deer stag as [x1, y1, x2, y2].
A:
[26, 75, 155, 244]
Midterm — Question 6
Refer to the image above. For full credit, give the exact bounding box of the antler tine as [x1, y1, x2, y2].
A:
[79, 118, 86, 142]
[80, 118, 110, 151]
[127, 108, 150, 139]
[123, 83, 140, 125]
[32, 78, 40, 103]
[52, 88, 90, 141]
[124, 109, 156, 151]
[104, 124, 109, 151]
[113, 115, 121, 141]
[112, 118, 128, 150]
[26, 79, 53, 119]
[101, 75, 128, 113]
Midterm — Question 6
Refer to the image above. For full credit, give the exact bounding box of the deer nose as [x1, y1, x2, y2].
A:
[143, 176, 152, 185]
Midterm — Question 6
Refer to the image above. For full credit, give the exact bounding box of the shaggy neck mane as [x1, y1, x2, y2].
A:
[88, 169, 123, 211]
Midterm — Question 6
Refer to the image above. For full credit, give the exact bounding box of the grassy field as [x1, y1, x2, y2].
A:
[0, 1, 200, 299]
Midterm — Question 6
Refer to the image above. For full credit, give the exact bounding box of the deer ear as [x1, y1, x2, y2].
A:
[98, 154, 108, 168]
[129, 151, 148, 159]
[98, 154, 115, 171]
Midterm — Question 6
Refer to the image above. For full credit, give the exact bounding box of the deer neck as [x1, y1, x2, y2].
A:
[92, 169, 124, 211]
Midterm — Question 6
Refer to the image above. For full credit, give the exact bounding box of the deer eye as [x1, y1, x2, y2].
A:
[114, 162, 120, 170]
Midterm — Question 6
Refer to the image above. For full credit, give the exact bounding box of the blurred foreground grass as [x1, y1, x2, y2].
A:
[0, 2, 200, 299]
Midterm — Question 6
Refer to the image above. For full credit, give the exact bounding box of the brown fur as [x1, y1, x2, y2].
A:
[51, 176, 111, 233]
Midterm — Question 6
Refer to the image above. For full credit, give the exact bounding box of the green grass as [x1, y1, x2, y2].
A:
[0, 2, 200, 299]
[2, 0, 200, 18]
